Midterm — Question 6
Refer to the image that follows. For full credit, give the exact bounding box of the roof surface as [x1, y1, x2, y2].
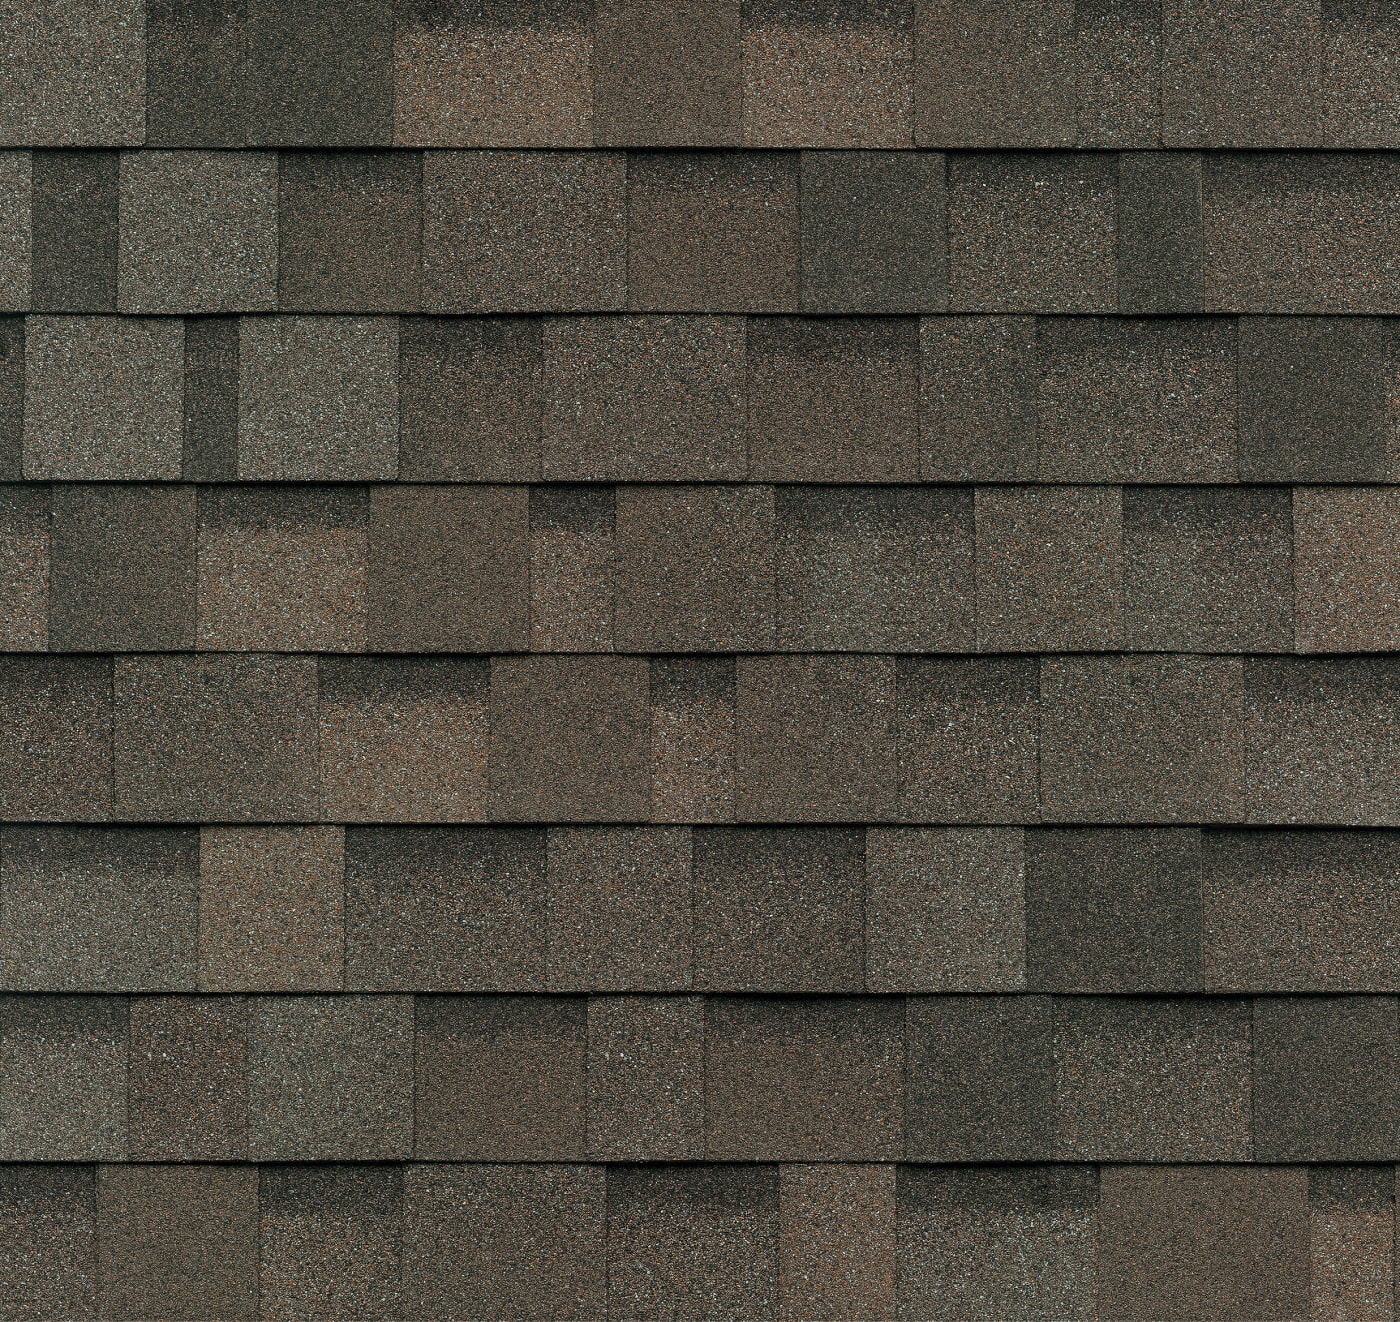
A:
[3, 2, 1400, 1317]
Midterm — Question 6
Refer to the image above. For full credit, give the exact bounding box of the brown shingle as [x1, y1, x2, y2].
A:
[49, 483, 195, 652]
[423, 149, 626, 311]
[0, 153, 27, 313]
[127, 995, 248, 1161]
[182, 315, 239, 480]
[319, 657, 490, 823]
[779, 1163, 896, 1321]
[706, 996, 903, 1160]
[1040, 655, 1246, 824]
[587, 995, 704, 1159]
[628, 152, 800, 312]
[606, 1165, 778, 1317]
[198, 826, 344, 991]
[398, 316, 541, 481]
[897, 1165, 1099, 1320]
[196, 486, 369, 653]
[1295, 486, 1400, 652]
[748, 316, 920, 480]
[0, 1166, 95, 1322]
[948, 153, 1119, 313]
[650, 656, 737, 824]
[394, 0, 594, 147]
[774, 485, 975, 652]
[541, 315, 747, 480]
[415, 994, 587, 1159]
[0, 656, 112, 823]
[896, 657, 1040, 824]
[735, 655, 897, 821]
[1097, 1166, 1309, 1320]
[593, 0, 742, 146]
[97, 1165, 258, 1322]
[742, 0, 914, 148]
[259, 1164, 403, 1322]
[490, 656, 651, 821]
[614, 484, 775, 652]
[117, 150, 278, 314]
[237, 315, 399, 480]
[368, 485, 529, 652]
[0, 826, 198, 991]
[0, 484, 47, 649]
[974, 485, 1124, 652]
[0, 996, 128, 1160]
[277, 151, 422, 312]
[694, 827, 864, 991]
[345, 826, 547, 991]
[547, 825, 693, 991]
[247, 994, 412, 1160]
[530, 485, 616, 651]
[404, 1164, 606, 1319]
[113, 655, 319, 822]
[30, 150, 118, 313]
[144, 0, 245, 148]
[865, 826, 1026, 992]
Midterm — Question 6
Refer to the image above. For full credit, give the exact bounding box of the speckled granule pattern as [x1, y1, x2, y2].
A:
[6, 5, 1400, 1317]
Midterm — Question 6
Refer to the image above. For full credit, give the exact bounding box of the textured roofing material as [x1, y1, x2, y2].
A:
[6, 5, 1400, 1316]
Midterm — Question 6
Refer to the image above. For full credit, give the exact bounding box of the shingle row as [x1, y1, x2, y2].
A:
[9, 313, 1400, 484]
[8, 652, 1400, 826]
[7, 1160, 1383, 1321]
[11, 991, 1400, 1166]
[14, 823, 1400, 995]
[10, 150, 1400, 315]
[11, 0, 1400, 151]
[18, 478, 1400, 655]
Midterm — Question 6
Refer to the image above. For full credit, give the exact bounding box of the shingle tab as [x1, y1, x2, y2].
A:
[736, 655, 897, 821]
[114, 655, 318, 822]
[628, 152, 800, 312]
[694, 827, 865, 991]
[614, 485, 775, 651]
[145, 0, 247, 148]
[1253, 995, 1400, 1161]
[542, 315, 747, 480]
[743, 0, 915, 148]
[530, 484, 616, 651]
[774, 485, 975, 652]
[748, 316, 920, 481]
[394, 0, 595, 147]
[0, 483, 48, 648]
[0, 0, 144, 146]
[127, 994, 248, 1160]
[97, 1165, 258, 1321]
[30, 151, 118, 312]
[424, 150, 626, 311]
[897, 1165, 1099, 1322]
[118, 150, 278, 313]
[0, 1165, 95, 1322]
[404, 1164, 605, 1319]
[237, 316, 399, 480]
[415, 994, 586, 1159]
[705, 996, 903, 1159]
[948, 153, 1119, 312]
[587, 995, 703, 1159]
[606, 1165, 778, 1316]
[278, 151, 422, 312]
[1203, 829, 1400, 992]
[247, 993, 412, 1160]
[24, 315, 184, 480]
[1096, 1166, 1309, 1321]
[244, 0, 394, 146]
[319, 657, 490, 823]
[800, 150, 945, 312]
[650, 656, 737, 824]
[258, 1164, 403, 1321]
[0, 827, 198, 991]
[399, 316, 541, 481]
[1123, 486, 1294, 652]
[1295, 486, 1400, 652]
[593, 0, 742, 146]
[0, 152, 31, 312]
[1027, 827, 1202, 994]
[49, 483, 196, 652]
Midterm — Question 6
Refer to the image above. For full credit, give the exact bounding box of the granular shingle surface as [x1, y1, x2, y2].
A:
[6, 8, 1400, 1314]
